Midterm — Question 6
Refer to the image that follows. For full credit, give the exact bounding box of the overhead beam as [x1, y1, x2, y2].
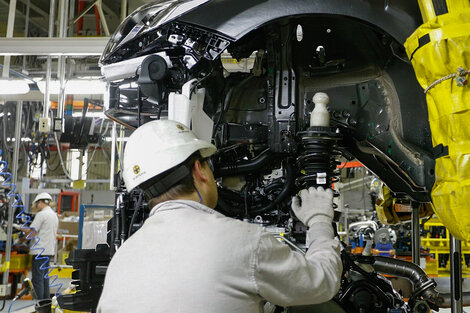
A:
[0, 37, 110, 55]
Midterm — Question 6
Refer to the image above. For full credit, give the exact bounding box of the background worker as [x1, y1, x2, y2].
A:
[24, 192, 59, 300]
[98, 120, 342, 313]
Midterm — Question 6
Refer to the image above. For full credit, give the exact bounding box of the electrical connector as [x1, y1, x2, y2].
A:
[39, 117, 51, 133]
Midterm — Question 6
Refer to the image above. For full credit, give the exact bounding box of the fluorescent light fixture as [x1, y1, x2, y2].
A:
[0, 79, 30, 94]
[37, 79, 106, 95]
[71, 112, 106, 118]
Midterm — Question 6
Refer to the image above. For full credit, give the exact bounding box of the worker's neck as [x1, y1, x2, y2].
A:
[177, 191, 207, 207]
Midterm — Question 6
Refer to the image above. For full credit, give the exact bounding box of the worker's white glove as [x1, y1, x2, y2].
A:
[291, 186, 334, 226]
[12, 223, 22, 231]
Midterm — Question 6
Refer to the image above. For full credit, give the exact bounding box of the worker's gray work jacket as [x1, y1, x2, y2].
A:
[97, 200, 342, 313]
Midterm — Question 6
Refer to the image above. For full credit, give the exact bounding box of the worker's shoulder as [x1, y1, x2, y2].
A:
[214, 213, 264, 236]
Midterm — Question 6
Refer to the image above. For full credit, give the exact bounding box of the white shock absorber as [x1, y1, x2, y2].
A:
[296, 92, 342, 189]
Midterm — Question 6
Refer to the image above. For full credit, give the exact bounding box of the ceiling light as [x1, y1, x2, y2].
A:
[0, 79, 30, 94]
[37, 79, 106, 95]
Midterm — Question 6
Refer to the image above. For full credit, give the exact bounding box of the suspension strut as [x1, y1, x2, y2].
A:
[296, 92, 342, 190]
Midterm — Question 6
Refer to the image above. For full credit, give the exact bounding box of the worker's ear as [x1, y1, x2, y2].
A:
[192, 160, 209, 183]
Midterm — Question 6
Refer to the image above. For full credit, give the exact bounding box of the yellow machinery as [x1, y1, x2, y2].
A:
[422, 218, 470, 277]
[405, 0, 470, 241]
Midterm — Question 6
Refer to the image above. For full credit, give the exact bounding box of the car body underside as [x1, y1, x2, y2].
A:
[101, 0, 435, 204]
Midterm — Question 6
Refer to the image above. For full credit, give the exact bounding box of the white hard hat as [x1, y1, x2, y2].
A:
[32, 192, 53, 204]
[122, 120, 216, 196]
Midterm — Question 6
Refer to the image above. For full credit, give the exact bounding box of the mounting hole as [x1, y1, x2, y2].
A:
[352, 100, 356, 105]
[296, 24, 303, 42]
[429, 169, 435, 176]
[278, 111, 282, 114]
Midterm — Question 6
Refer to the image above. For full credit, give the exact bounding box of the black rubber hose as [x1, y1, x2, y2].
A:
[264, 181, 284, 194]
[213, 149, 277, 177]
[249, 161, 295, 215]
[355, 255, 437, 301]
[370, 256, 431, 287]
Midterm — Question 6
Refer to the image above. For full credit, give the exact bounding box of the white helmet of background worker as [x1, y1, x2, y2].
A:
[122, 120, 216, 198]
[32, 192, 53, 205]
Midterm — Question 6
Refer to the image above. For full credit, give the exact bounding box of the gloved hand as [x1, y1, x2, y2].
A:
[291, 186, 334, 226]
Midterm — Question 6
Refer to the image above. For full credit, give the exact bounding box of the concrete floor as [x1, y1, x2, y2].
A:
[0, 274, 72, 312]
[0, 300, 35, 313]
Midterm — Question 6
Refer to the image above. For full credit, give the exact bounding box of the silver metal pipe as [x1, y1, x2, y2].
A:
[121, 0, 127, 21]
[436, 292, 470, 308]
[2, 101, 23, 286]
[58, 0, 67, 38]
[22, 0, 30, 70]
[44, 0, 56, 119]
[2, 0, 17, 78]
[411, 202, 420, 265]
[57, 0, 68, 120]
[348, 220, 379, 232]
[450, 234, 463, 313]
[96, 0, 110, 36]
[49, 0, 56, 37]
[24, 0, 30, 37]
[109, 122, 117, 190]
[68, 0, 75, 37]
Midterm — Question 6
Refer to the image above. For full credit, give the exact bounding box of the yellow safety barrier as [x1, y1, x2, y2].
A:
[405, 0, 470, 241]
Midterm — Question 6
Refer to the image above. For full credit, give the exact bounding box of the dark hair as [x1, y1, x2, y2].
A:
[147, 151, 202, 208]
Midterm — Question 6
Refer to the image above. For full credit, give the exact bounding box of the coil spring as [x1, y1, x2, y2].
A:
[0, 149, 63, 308]
[296, 127, 342, 207]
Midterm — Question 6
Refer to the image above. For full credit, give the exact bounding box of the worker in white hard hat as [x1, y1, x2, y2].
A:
[97, 120, 342, 313]
[23, 192, 58, 300]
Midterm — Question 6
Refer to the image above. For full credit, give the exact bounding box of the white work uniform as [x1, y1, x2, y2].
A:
[29, 206, 59, 256]
[97, 200, 342, 313]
